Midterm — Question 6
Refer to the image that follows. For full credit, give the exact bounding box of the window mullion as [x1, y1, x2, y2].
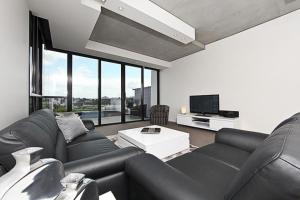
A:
[67, 53, 72, 112]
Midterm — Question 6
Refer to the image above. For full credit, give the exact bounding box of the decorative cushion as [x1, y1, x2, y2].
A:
[56, 114, 88, 143]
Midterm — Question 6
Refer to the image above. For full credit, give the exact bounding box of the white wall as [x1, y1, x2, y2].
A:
[161, 10, 300, 133]
[0, 0, 29, 129]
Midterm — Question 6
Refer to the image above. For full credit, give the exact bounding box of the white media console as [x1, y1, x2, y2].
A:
[177, 113, 239, 131]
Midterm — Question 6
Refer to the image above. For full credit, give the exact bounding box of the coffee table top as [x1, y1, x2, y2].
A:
[118, 125, 189, 148]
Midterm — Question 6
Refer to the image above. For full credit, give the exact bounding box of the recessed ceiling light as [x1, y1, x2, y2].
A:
[99, 0, 106, 5]
[173, 33, 177, 37]
[119, 6, 124, 11]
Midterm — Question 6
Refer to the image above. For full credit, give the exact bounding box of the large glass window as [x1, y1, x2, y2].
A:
[144, 69, 158, 119]
[41, 48, 159, 125]
[72, 55, 99, 125]
[125, 66, 142, 122]
[101, 61, 122, 124]
[42, 49, 68, 112]
[42, 49, 67, 96]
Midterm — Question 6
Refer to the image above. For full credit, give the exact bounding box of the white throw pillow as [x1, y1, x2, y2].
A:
[56, 114, 88, 143]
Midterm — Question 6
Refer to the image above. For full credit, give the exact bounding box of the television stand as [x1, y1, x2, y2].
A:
[177, 113, 239, 131]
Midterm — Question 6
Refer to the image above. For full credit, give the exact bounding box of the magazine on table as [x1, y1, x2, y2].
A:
[140, 127, 161, 134]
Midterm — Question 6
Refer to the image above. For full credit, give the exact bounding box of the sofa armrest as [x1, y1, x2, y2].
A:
[125, 154, 208, 200]
[64, 147, 144, 179]
[82, 120, 95, 130]
[216, 128, 269, 153]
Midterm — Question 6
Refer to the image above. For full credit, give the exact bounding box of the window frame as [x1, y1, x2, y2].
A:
[40, 46, 160, 126]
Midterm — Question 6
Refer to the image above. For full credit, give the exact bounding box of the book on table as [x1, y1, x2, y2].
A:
[140, 128, 161, 134]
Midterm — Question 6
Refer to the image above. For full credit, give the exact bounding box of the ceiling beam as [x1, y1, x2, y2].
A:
[89, 0, 196, 44]
[192, 40, 205, 49]
[86, 40, 172, 68]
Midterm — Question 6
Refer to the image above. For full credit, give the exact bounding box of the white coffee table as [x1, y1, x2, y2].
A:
[116, 125, 190, 159]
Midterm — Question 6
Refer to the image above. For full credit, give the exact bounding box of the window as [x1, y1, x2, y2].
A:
[41, 48, 159, 125]
[101, 61, 122, 124]
[42, 49, 68, 112]
[144, 69, 158, 119]
[125, 66, 142, 122]
[72, 55, 99, 125]
[42, 49, 67, 96]
[42, 97, 67, 113]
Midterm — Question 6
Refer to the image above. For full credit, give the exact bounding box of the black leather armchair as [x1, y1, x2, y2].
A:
[150, 105, 169, 125]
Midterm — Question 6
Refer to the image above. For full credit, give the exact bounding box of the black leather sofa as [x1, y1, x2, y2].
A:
[1, 110, 300, 200]
[0, 109, 144, 198]
[93, 113, 300, 200]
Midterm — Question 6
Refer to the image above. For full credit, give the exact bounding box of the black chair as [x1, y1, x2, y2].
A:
[150, 105, 169, 125]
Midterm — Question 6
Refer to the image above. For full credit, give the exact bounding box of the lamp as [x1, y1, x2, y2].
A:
[181, 106, 187, 114]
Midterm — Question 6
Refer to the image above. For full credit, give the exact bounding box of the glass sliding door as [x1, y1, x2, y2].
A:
[72, 55, 99, 125]
[125, 65, 142, 122]
[144, 69, 158, 119]
[42, 49, 68, 112]
[101, 61, 122, 124]
[41, 47, 160, 126]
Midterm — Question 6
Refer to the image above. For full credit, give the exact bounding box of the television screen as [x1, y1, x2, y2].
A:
[190, 95, 219, 114]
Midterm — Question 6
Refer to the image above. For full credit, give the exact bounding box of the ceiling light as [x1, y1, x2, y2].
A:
[119, 6, 124, 11]
[98, 0, 106, 5]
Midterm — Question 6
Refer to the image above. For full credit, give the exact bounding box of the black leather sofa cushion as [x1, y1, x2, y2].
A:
[68, 129, 107, 145]
[216, 128, 268, 153]
[2, 119, 56, 157]
[28, 110, 61, 144]
[126, 154, 207, 200]
[55, 130, 68, 162]
[168, 151, 240, 200]
[194, 143, 250, 169]
[0, 110, 63, 170]
[67, 139, 119, 161]
[166, 132, 257, 200]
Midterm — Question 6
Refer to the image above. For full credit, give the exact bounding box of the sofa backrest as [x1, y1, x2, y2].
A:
[225, 114, 300, 200]
[0, 109, 67, 171]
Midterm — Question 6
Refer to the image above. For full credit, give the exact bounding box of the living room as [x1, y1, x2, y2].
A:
[0, 0, 300, 199]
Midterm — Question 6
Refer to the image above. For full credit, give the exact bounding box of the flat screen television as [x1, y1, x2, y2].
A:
[190, 95, 219, 115]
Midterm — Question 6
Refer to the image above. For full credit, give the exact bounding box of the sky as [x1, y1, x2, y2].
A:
[43, 50, 154, 98]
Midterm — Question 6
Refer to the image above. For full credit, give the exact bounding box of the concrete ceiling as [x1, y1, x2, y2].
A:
[150, 0, 300, 44]
[90, 0, 300, 62]
[28, 0, 300, 68]
[27, 0, 172, 69]
[90, 8, 204, 62]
